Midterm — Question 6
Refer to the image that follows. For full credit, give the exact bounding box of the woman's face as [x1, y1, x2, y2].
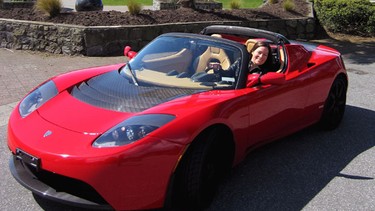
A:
[251, 46, 269, 66]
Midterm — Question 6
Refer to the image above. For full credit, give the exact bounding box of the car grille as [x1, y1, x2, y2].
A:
[26, 163, 109, 205]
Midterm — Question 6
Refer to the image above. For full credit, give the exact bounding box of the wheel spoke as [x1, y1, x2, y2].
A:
[337, 82, 345, 98]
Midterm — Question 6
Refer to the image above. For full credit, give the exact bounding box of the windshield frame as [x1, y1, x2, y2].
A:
[121, 33, 250, 90]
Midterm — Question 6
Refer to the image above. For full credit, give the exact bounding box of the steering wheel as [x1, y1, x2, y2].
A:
[205, 62, 222, 74]
[205, 67, 215, 73]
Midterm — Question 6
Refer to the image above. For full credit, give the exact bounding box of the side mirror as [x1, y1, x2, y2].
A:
[246, 72, 285, 88]
[124, 46, 137, 59]
[260, 72, 285, 85]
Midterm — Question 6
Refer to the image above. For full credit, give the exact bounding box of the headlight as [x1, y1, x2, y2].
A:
[93, 114, 175, 148]
[19, 80, 58, 118]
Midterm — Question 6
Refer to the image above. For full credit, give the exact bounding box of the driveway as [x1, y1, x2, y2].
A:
[0, 38, 374, 210]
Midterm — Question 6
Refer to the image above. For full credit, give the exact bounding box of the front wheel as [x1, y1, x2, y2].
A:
[319, 76, 347, 130]
[172, 128, 233, 210]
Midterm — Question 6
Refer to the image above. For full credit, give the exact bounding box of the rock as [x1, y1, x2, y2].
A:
[75, 0, 103, 12]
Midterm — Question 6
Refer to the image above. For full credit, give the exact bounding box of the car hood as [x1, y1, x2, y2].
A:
[70, 70, 201, 113]
[38, 70, 203, 133]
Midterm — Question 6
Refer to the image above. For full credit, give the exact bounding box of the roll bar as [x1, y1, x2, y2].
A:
[200, 25, 290, 45]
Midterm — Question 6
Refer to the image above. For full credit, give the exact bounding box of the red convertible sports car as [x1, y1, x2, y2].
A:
[8, 25, 347, 210]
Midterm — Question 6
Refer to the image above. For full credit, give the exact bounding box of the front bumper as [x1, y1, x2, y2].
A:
[9, 155, 112, 210]
[8, 98, 191, 210]
[8, 140, 185, 210]
[7, 109, 187, 210]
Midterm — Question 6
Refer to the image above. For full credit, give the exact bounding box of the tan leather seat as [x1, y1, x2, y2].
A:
[245, 39, 257, 53]
[276, 47, 285, 73]
[194, 34, 231, 72]
[194, 45, 230, 72]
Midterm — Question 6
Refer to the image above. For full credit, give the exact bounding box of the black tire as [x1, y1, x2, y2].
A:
[319, 76, 347, 130]
[173, 128, 233, 210]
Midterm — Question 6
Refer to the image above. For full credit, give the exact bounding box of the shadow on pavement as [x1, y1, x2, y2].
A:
[311, 26, 375, 65]
[325, 41, 375, 65]
[207, 104, 375, 210]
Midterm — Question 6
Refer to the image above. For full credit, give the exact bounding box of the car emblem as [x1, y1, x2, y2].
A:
[43, 130, 52, 138]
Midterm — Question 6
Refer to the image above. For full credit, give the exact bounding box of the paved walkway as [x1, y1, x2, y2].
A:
[0, 48, 124, 127]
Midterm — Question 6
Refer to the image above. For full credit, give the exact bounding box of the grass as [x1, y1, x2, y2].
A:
[221, 0, 263, 8]
[229, 0, 241, 9]
[102, 0, 263, 9]
[34, 0, 62, 17]
[103, 0, 151, 6]
[282, 0, 294, 11]
[128, 0, 142, 14]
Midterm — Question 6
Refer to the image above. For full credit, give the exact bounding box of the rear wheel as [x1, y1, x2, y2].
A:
[172, 128, 233, 210]
[319, 76, 347, 130]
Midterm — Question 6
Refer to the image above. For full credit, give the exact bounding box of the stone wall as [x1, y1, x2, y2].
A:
[153, 0, 179, 10]
[0, 18, 316, 56]
[0, 20, 86, 55]
[1, 0, 35, 9]
[194, 2, 222, 10]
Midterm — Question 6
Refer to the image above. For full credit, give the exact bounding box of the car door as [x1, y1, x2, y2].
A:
[246, 44, 312, 146]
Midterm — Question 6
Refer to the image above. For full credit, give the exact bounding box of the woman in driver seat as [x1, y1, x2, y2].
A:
[215, 41, 273, 77]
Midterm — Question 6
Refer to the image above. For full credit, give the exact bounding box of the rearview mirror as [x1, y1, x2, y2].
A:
[260, 72, 285, 85]
[124, 46, 137, 59]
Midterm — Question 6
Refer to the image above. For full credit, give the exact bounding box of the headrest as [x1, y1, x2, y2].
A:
[245, 39, 257, 53]
[209, 34, 223, 54]
[211, 34, 222, 38]
[210, 47, 221, 54]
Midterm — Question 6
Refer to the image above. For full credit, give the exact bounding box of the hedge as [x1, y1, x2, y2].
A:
[314, 0, 375, 37]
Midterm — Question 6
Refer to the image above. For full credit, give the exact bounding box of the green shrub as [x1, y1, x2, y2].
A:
[283, 0, 295, 11]
[367, 12, 375, 35]
[314, 0, 375, 37]
[269, 0, 278, 4]
[34, 0, 62, 17]
[229, 0, 241, 9]
[127, 0, 142, 15]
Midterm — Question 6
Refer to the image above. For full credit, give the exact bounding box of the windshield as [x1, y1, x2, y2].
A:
[120, 35, 243, 90]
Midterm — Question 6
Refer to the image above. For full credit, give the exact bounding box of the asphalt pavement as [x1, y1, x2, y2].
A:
[0, 38, 374, 210]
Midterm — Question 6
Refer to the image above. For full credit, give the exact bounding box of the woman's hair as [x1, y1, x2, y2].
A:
[250, 41, 273, 69]
[250, 41, 271, 54]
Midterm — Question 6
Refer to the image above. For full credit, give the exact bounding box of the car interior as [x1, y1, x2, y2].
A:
[195, 34, 286, 75]
[124, 32, 287, 89]
[193, 45, 231, 73]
